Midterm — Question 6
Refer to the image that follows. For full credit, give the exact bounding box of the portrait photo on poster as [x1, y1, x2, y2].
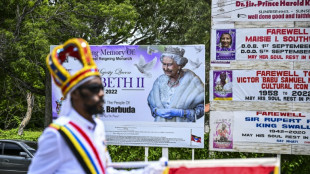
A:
[213, 70, 233, 100]
[213, 120, 233, 149]
[216, 29, 236, 60]
[147, 46, 205, 123]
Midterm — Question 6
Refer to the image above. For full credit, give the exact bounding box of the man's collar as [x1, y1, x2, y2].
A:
[70, 109, 97, 131]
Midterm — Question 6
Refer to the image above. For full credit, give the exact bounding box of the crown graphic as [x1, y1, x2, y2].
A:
[163, 46, 185, 57]
[46, 38, 100, 97]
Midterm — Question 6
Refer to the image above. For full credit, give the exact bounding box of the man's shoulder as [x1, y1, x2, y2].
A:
[51, 116, 71, 127]
[39, 120, 67, 143]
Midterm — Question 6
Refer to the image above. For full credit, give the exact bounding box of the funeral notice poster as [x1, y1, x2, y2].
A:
[212, 0, 310, 21]
[50, 45, 205, 148]
[211, 28, 310, 65]
[210, 111, 310, 153]
[210, 112, 234, 150]
[210, 70, 310, 102]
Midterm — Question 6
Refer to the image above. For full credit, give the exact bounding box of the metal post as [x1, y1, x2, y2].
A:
[192, 149, 195, 161]
[277, 154, 281, 174]
[162, 147, 169, 159]
[145, 147, 149, 162]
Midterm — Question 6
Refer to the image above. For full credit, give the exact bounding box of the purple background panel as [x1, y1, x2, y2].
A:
[216, 29, 236, 60]
[213, 70, 233, 99]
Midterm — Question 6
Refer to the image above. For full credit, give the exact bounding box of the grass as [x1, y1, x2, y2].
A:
[0, 128, 43, 141]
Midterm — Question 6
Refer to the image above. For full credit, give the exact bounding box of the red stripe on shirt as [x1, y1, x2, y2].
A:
[69, 121, 105, 174]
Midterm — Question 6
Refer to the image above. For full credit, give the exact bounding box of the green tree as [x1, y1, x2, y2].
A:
[0, 0, 46, 129]
[0, 0, 139, 128]
[1, 0, 211, 128]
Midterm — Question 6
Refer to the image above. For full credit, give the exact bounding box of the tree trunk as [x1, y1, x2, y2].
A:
[44, 69, 52, 127]
[18, 92, 34, 135]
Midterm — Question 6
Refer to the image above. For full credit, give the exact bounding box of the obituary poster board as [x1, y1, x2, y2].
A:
[211, 28, 310, 66]
[50, 45, 205, 148]
[210, 70, 310, 102]
[209, 111, 310, 154]
[212, 0, 310, 22]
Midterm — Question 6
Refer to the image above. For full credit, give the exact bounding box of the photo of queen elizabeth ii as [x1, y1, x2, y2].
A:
[147, 46, 205, 122]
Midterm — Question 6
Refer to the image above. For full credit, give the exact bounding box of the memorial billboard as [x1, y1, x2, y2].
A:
[210, 70, 310, 102]
[211, 28, 310, 66]
[212, 0, 310, 22]
[51, 45, 206, 148]
[209, 111, 310, 154]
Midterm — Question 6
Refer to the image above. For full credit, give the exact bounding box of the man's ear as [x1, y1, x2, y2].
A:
[71, 89, 80, 100]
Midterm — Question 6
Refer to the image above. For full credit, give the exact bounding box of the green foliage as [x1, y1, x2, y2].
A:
[108, 145, 145, 162]
[0, 0, 140, 129]
[0, 129, 42, 141]
[281, 154, 310, 174]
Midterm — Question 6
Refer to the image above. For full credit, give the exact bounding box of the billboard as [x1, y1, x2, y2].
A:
[209, 111, 310, 154]
[210, 70, 310, 102]
[212, 0, 310, 22]
[211, 28, 310, 66]
[51, 45, 205, 148]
